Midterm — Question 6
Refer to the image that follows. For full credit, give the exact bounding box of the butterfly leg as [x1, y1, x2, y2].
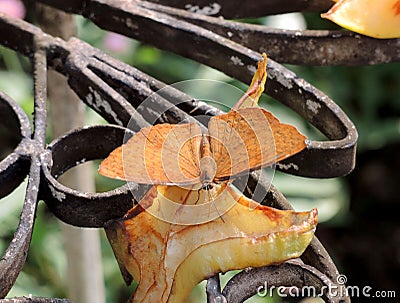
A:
[205, 185, 225, 223]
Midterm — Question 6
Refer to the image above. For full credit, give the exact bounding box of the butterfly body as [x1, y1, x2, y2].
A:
[99, 108, 307, 188]
[198, 133, 217, 189]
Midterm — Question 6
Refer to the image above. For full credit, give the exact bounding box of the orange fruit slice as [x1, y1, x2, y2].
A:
[322, 0, 400, 39]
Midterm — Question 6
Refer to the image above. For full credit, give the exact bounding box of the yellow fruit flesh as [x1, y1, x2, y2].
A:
[322, 0, 400, 39]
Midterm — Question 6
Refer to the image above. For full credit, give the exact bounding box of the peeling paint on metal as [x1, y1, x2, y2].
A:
[75, 158, 87, 166]
[49, 184, 66, 202]
[185, 3, 221, 15]
[230, 55, 244, 66]
[277, 162, 299, 171]
[86, 87, 123, 125]
[247, 64, 257, 74]
[268, 68, 294, 89]
[306, 99, 321, 115]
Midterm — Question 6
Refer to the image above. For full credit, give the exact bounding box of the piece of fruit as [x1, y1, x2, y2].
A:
[232, 53, 268, 110]
[322, 0, 400, 39]
[105, 184, 317, 303]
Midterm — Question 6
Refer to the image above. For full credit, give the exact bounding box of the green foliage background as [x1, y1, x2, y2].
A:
[0, 12, 399, 303]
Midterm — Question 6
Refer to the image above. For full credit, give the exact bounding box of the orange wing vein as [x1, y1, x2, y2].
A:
[208, 107, 306, 182]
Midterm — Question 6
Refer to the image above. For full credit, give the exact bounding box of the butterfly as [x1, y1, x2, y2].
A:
[99, 107, 307, 190]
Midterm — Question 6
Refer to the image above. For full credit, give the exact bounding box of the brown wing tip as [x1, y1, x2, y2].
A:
[98, 146, 126, 180]
[98, 162, 122, 181]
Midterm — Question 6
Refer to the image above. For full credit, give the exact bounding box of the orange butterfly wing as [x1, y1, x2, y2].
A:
[208, 107, 306, 182]
[99, 123, 202, 185]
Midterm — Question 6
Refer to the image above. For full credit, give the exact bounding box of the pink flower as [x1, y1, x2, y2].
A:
[0, 0, 26, 19]
[103, 32, 131, 54]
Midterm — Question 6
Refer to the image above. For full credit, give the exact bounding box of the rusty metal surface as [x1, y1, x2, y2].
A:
[144, 0, 332, 18]
[0, 92, 30, 198]
[34, 0, 333, 19]
[1, 0, 391, 301]
[0, 46, 47, 298]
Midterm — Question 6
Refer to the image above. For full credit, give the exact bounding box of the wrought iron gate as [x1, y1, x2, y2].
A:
[1, 0, 397, 302]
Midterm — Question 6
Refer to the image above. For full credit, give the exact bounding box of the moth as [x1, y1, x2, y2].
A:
[99, 107, 306, 189]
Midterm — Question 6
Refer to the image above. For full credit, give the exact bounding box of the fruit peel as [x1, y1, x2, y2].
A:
[105, 184, 317, 303]
[322, 0, 400, 39]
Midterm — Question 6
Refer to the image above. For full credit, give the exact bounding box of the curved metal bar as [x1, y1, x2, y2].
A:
[222, 260, 349, 303]
[84, 46, 192, 126]
[142, 2, 400, 66]
[34, 0, 400, 66]
[90, 50, 223, 117]
[0, 99, 32, 295]
[40, 125, 149, 227]
[0, 46, 47, 298]
[40, 0, 332, 19]
[0, 92, 31, 198]
[63, 42, 145, 128]
[206, 275, 225, 302]
[0, 12, 42, 56]
[0, 156, 41, 297]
